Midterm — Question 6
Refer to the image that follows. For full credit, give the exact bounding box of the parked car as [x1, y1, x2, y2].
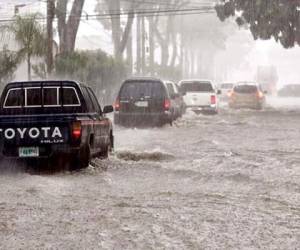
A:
[278, 84, 300, 97]
[164, 80, 185, 118]
[114, 77, 174, 127]
[178, 79, 220, 114]
[228, 82, 266, 110]
[0, 80, 114, 169]
[219, 82, 235, 102]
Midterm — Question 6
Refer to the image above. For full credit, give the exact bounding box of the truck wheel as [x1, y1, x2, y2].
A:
[71, 144, 91, 170]
[99, 134, 113, 159]
[80, 144, 91, 168]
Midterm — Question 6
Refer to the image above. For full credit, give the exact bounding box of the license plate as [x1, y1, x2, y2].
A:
[19, 147, 39, 157]
[135, 101, 148, 107]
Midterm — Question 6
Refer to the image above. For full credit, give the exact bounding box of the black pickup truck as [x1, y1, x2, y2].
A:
[0, 80, 114, 169]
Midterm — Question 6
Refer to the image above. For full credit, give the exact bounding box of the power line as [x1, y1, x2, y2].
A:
[0, 6, 215, 23]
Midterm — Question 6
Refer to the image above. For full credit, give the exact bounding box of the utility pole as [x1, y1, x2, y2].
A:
[46, 0, 55, 76]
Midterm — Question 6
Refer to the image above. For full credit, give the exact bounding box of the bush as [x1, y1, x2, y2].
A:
[54, 50, 129, 104]
[0, 47, 20, 91]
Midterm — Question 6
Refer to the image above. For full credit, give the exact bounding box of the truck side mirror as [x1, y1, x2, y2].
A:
[103, 105, 114, 114]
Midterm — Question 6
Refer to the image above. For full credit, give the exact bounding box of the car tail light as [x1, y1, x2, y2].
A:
[164, 99, 171, 110]
[227, 90, 234, 98]
[114, 98, 120, 111]
[72, 121, 81, 139]
[211, 95, 216, 105]
[256, 91, 264, 99]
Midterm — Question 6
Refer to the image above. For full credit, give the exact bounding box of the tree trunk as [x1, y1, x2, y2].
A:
[47, 0, 55, 75]
[141, 16, 146, 74]
[179, 37, 184, 79]
[119, 11, 134, 59]
[148, 16, 155, 76]
[56, 0, 85, 53]
[136, 15, 141, 74]
[27, 53, 31, 81]
[126, 32, 133, 74]
[56, 0, 67, 53]
[107, 0, 121, 60]
[170, 32, 178, 68]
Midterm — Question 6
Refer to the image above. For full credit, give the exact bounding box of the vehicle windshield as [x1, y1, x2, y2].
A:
[120, 81, 165, 99]
[234, 85, 258, 94]
[180, 82, 214, 93]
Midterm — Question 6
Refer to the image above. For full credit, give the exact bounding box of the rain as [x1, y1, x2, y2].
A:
[0, 0, 300, 249]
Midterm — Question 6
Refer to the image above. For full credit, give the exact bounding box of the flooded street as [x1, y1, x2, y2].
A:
[0, 98, 300, 249]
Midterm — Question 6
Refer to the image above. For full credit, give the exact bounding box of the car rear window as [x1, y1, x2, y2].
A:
[120, 81, 165, 99]
[220, 83, 234, 89]
[3, 86, 80, 108]
[180, 82, 214, 93]
[234, 85, 258, 94]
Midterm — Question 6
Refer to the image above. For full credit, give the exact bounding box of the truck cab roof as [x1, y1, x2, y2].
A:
[5, 80, 82, 88]
[0, 80, 87, 115]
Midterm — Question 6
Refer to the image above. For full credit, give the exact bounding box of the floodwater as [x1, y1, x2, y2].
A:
[0, 97, 300, 249]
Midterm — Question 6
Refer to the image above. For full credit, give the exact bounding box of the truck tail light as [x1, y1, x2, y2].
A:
[114, 98, 120, 111]
[164, 99, 171, 110]
[211, 95, 216, 105]
[72, 121, 81, 139]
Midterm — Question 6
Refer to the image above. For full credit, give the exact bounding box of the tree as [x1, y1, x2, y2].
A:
[1, 14, 46, 80]
[55, 50, 129, 103]
[56, 0, 85, 53]
[0, 46, 20, 88]
[95, 0, 136, 61]
[215, 0, 300, 48]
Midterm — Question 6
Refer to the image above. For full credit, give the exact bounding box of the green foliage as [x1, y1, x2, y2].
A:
[215, 0, 300, 48]
[0, 13, 46, 80]
[54, 50, 129, 103]
[12, 14, 46, 57]
[0, 46, 20, 89]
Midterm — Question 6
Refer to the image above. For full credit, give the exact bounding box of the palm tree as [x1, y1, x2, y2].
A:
[1, 14, 46, 80]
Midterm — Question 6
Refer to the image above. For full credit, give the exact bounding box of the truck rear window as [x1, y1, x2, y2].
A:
[3, 87, 80, 108]
[63, 87, 80, 106]
[44, 87, 59, 106]
[220, 83, 234, 89]
[180, 82, 214, 93]
[4, 88, 24, 107]
[27, 88, 42, 107]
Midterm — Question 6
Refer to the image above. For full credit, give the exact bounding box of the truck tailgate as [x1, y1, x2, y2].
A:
[0, 114, 74, 147]
[184, 92, 213, 107]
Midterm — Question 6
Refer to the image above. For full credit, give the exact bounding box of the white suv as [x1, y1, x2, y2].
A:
[178, 79, 220, 114]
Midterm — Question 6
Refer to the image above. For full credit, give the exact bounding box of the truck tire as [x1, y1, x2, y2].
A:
[99, 134, 113, 159]
[70, 144, 91, 170]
